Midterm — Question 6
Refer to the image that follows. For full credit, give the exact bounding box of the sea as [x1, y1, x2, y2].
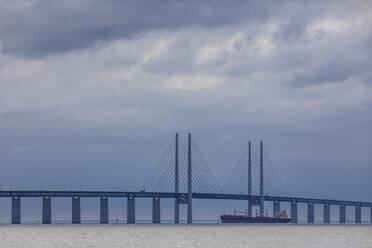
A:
[0, 224, 371, 248]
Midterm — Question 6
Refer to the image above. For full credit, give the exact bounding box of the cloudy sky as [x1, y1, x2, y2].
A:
[0, 0, 371, 220]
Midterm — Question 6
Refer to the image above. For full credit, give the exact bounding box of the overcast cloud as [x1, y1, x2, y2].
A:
[0, 0, 371, 220]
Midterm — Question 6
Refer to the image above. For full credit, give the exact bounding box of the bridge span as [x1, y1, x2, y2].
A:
[2, 190, 372, 224]
[2, 133, 371, 224]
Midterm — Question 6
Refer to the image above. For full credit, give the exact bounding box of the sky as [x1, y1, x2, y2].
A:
[0, 0, 371, 221]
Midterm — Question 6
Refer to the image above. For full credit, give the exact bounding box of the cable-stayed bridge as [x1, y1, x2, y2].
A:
[2, 133, 371, 224]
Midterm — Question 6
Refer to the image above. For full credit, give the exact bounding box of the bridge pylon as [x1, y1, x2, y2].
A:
[259, 141, 264, 216]
[247, 141, 252, 217]
[174, 133, 180, 223]
[173, 132, 193, 223]
[187, 133, 193, 223]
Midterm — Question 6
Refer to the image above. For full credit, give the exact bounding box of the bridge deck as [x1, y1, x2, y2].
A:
[1, 190, 371, 207]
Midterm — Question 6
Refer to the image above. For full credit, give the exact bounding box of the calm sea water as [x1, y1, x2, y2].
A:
[0, 224, 371, 247]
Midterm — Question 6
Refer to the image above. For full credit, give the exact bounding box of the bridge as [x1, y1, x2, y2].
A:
[2, 133, 372, 224]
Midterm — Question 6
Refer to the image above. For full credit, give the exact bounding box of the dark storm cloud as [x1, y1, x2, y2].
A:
[0, 0, 280, 57]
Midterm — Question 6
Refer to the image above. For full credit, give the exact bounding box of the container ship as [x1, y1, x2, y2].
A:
[220, 210, 291, 223]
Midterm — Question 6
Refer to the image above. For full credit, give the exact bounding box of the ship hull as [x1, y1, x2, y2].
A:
[220, 215, 292, 223]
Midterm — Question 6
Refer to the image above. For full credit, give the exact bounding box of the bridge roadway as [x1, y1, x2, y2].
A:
[3, 190, 372, 224]
[1, 190, 371, 207]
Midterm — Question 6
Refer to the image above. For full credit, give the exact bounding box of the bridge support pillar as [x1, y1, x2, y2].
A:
[11, 197, 21, 224]
[323, 204, 330, 223]
[187, 201, 192, 224]
[152, 197, 161, 224]
[355, 206, 361, 224]
[370, 207, 372, 223]
[100, 197, 109, 224]
[273, 201, 280, 217]
[339, 205, 346, 223]
[307, 203, 314, 223]
[291, 202, 298, 223]
[42, 197, 51, 224]
[72, 197, 81, 224]
[174, 199, 179, 224]
[247, 200, 252, 217]
[127, 197, 135, 224]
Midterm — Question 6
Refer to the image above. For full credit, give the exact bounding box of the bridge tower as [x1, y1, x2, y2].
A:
[259, 141, 264, 216]
[174, 133, 180, 224]
[173, 133, 193, 224]
[187, 133, 193, 223]
[247, 141, 252, 217]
